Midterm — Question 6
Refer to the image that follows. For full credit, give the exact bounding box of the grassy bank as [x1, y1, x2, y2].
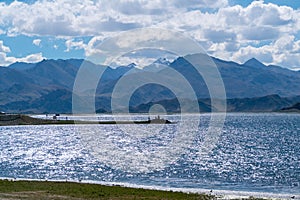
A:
[0, 179, 213, 200]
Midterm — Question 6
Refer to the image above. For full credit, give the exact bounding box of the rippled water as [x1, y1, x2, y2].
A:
[0, 113, 299, 196]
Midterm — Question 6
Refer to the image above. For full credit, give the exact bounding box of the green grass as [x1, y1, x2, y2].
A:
[0, 179, 213, 200]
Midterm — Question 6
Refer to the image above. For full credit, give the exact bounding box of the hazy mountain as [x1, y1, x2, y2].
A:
[281, 102, 300, 112]
[226, 94, 299, 112]
[243, 57, 266, 68]
[129, 94, 300, 113]
[129, 98, 212, 113]
[1, 55, 300, 113]
[8, 62, 36, 71]
[212, 57, 300, 98]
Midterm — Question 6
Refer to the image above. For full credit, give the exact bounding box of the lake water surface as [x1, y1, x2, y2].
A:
[0, 113, 299, 198]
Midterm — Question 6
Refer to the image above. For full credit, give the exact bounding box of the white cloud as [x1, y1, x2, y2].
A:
[0, 0, 299, 68]
[211, 1, 296, 45]
[4, 52, 44, 66]
[198, 1, 299, 68]
[173, 0, 228, 9]
[0, 52, 15, 66]
[32, 39, 41, 46]
[0, 0, 229, 37]
[0, 40, 44, 66]
[102, 0, 228, 16]
[18, 52, 44, 63]
[274, 35, 295, 52]
[229, 35, 300, 69]
[241, 26, 279, 41]
[232, 45, 274, 64]
[65, 39, 87, 52]
[203, 29, 236, 43]
[218, 1, 294, 28]
[0, 51, 44, 66]
[0, 0, 295, 42]
[85, 36, 106, 57]
[0, 41, 10, 53]
[110, 56, 155, 68]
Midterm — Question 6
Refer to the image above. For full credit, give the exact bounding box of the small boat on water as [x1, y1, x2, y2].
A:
[135, 117, 173, 124]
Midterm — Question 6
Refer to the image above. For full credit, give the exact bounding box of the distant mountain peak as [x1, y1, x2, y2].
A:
[126, 63, 137, 68]
[141, 58, 171, 72]
[8, 62, 36, 71]
[153, 57, 170, 65]
[244, 58, 266, 68]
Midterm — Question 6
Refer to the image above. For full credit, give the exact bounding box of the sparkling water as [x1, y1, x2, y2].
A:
[0, 113, 299, 197]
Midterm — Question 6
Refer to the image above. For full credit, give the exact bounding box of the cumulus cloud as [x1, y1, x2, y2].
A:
[32, 39, 41, 46]
[0, 0, 299, 68]
[0, 41, 44, 66]
[18, 52, 44, 63]
[229, 35, 300, 70]
[201, 1, 299, 68]
[65, 39, 87, 52]
[0, 41, 11, 53]
[0, 40, 44, 66]
[232, 45, 274, 64]
[204, 29, 236, 43]
[0, 52, 44, 66]
[110, 56, 155, 68]
[241, 26, 279, 41]
[0, 52, 15, 66]
[173, 0, 228, 9]
[0, 0, 229, 37]
[219, 1, 294, 27]
[2, 52, 44, 66]
[103, 0, 228, 16]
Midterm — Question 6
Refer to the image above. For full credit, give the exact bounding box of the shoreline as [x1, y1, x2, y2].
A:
[0, 178, 211, 200]
[0, 114, 174, 126]
[0, 178, 298, 200]
[1, 112, 300, 127]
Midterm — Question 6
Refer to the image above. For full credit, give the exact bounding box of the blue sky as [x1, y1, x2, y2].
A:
[230, 0, 300, 9]
[0, 0, 300, 69]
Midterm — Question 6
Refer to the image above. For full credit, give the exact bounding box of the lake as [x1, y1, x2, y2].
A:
[0, 113, 299, 198]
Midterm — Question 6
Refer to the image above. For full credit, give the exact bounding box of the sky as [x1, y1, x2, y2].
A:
[0, 0, 300, 69]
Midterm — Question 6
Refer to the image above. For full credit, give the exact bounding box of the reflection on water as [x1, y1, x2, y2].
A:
[0, 113, 299, 195]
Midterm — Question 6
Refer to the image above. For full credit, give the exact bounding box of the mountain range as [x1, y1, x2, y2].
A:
[0, 54, 300, 113]
[281, 102, 300, 112]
